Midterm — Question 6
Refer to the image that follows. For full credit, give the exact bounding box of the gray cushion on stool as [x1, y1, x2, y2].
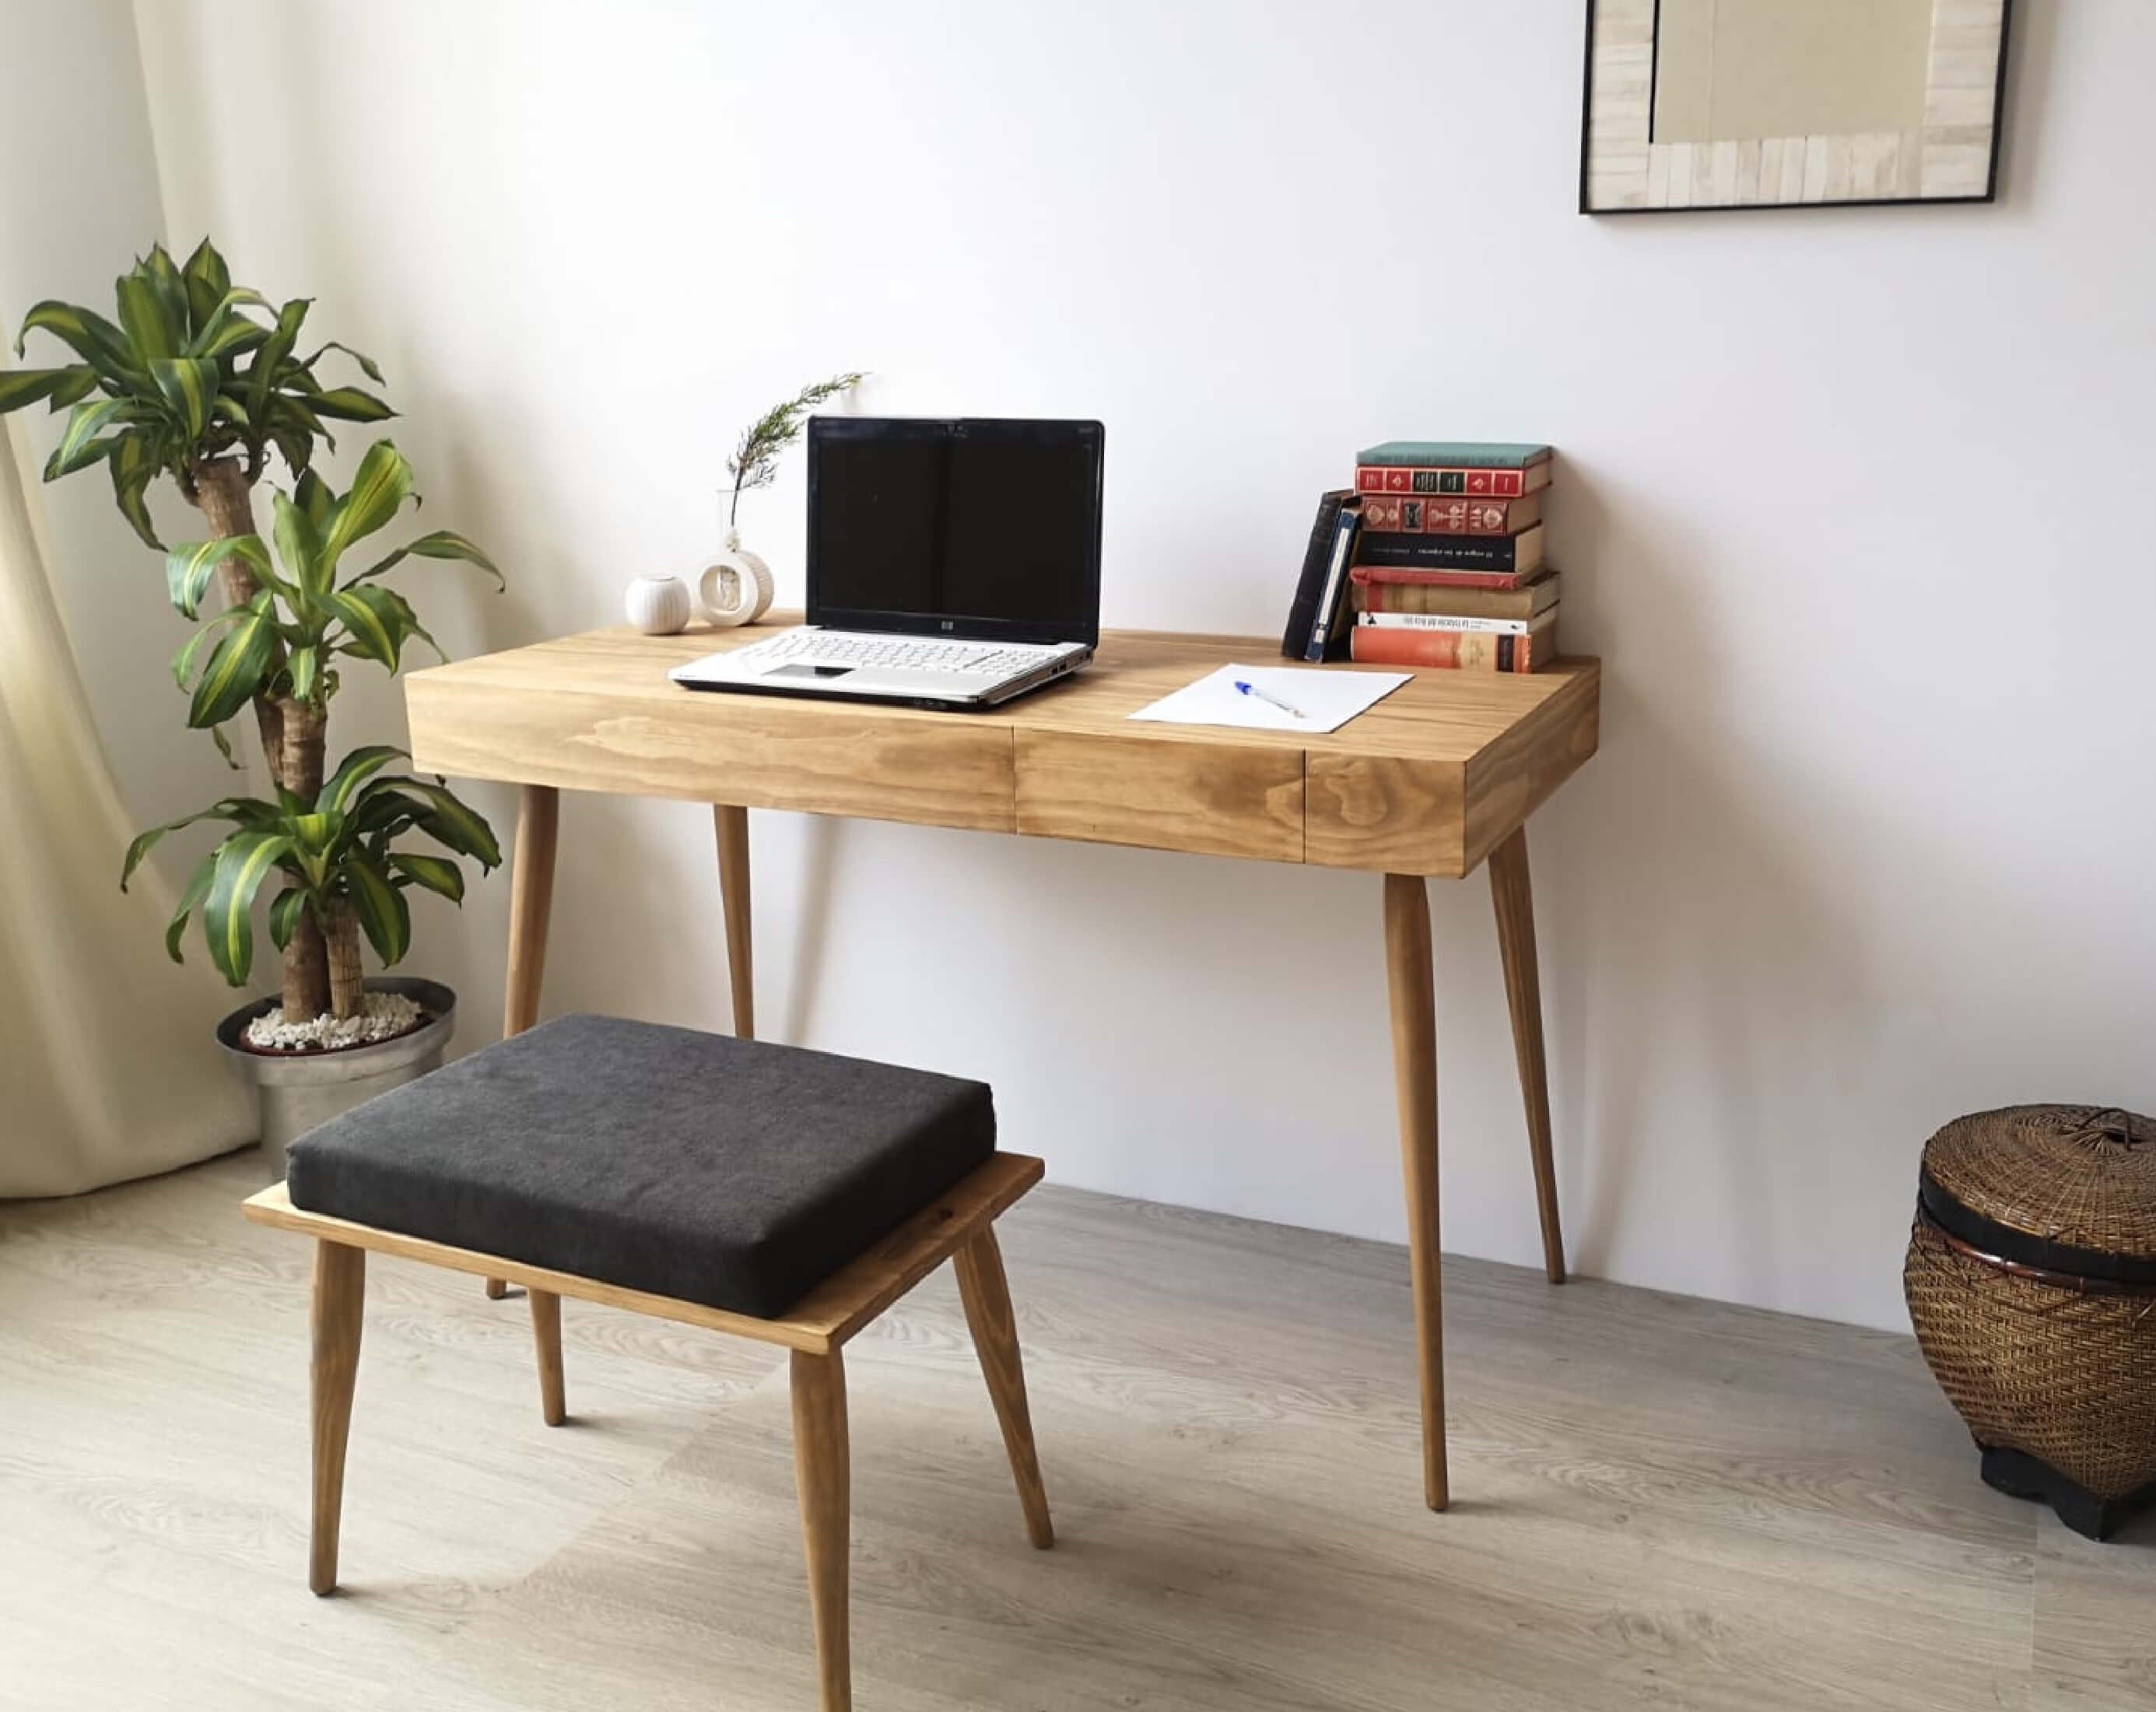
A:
[285, 1014, 996, 1318]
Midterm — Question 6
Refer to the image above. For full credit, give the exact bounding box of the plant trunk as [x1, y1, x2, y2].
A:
[188, 458, 289, 776]
[282, 907, 331, 1022]
[324, 903, 365, 1022]
[276, 698, 327, 802]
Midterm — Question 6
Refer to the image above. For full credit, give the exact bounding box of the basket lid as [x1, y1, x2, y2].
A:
[1920, 1104, 2156, 1281]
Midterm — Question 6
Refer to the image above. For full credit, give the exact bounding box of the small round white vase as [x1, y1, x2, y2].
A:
[698, 528, 776, 629]
[625, 575, 692, 634]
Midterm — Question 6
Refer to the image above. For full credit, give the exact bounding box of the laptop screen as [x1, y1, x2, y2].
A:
[807, 417, 1103, 645]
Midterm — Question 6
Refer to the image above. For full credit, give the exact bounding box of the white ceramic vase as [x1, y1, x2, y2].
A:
[698, 527, 776, 629]
[624, 574, 692, 634]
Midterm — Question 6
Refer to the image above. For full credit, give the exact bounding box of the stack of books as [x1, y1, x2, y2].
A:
[1281, 443, 1558, 673]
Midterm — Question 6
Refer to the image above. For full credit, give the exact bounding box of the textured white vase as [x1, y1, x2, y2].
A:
[697, 528, 776, 629]
[624, 575, 692, 634]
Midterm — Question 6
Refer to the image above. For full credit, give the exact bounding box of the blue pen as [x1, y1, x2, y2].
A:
[1235, 679, 1307, 720]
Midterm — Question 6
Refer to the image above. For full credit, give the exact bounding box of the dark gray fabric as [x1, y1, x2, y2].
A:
[285, 1014, 996, 1318]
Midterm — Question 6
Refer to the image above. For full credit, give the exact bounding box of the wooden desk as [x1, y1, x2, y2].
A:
[405, 623, 1601, 1510]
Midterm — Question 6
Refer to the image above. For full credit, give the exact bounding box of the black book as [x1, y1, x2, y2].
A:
[1281, 489, 1360, 661]
[1355, 523, 1544, 576]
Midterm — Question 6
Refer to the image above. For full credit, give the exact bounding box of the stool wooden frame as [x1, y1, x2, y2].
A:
[243, 1152, 1051, 1712]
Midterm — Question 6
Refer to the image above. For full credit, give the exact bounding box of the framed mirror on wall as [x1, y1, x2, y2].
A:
[1580, 0, 2012, 212]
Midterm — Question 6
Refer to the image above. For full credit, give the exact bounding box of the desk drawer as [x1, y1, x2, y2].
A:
[1015, 731, 1302, 862]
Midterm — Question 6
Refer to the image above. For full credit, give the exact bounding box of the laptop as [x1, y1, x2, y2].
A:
[671, 416, 1103, 710]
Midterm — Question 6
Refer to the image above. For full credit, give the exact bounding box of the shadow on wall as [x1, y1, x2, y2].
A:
[1543, 461, 1868, 1306]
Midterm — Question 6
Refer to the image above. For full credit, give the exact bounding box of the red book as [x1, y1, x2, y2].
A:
[1358, 492, 1541, 537]
[1354, 461, 1551, 499]
[1350, 564, 1538, 594]
[1350, 609, 1556, 673]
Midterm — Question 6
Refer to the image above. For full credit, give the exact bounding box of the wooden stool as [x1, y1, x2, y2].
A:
[241, 1015, 1053, 1711]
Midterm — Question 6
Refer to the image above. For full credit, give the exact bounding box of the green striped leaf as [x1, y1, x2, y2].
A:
[44, 398, 131, 479]
[286, 644, 320, 703]
[140, 246, 191, 343]
[166, 850, 220, 961]
[171, 612, 244, 691]
[289, 811, 342, 854]
[397, 780, 501, 868]
[318, 745, 409, 814]
[187, 607, 276, 728]
[108, 434, 162, 550]
[202, 831, 296, 985]
[326, 587, 400, 669]
[308, 386, 395, 423]
[246, 298, 311, 423]
[166, 534, 271, 619]
[387, 851, 465, 903]
[307, 340, 384, 384]
[268, 886, 312, 953]
[295, 468, 335, 533]
[345, 856, 411, 966]
[0, 367, 75, 413]
[357, 528, 504, 590]
[181, 238, 231, 328]
[16, 300, 136, 375]
[324, 440, 415, 563]
[49, 367, 102, 408]
[149, 357, 218, 438]
[192, 314, 268, 362]
[117, 269, 181, 360]
[272, 488, 322, 601]
[121, 796, 274, 889]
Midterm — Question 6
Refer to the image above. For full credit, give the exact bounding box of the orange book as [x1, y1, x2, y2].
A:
[1349, 609, 1556, 673]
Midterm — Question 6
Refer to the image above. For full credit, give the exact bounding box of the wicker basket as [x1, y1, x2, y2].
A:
[1904, 1104, 2156, 1540]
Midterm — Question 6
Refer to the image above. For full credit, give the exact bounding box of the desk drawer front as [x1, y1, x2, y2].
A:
[408, 680, 1016, 832]
[1015, 731, 1302, 862]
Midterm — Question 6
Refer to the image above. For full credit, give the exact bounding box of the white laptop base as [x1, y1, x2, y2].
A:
[671, 627, 1092, 709]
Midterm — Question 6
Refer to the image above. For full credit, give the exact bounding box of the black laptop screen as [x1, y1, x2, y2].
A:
[807, 417, 1103, 644]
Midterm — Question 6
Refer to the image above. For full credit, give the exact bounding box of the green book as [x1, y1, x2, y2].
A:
[1356, 441, 1553, 470]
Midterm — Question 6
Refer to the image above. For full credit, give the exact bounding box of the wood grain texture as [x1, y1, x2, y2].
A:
[1015, 729, 1302, 862]
[790, 1349, 853, 1712]
[310, 1240, 364, 1595]
[1487, 829, 1565, 1286]
[711, 804, 754, 1039]
[1382, 875, 1447, 1512]
[244, 1153, 1044, 1357]
[401, 624, 1599, 878]
[952, 1227, 1056, 1549]
[4, 1154, 2147, 1710]
[530, 1289, 566, 1426]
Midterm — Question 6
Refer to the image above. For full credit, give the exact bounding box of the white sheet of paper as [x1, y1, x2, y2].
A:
[1127, 664, 1410, 735]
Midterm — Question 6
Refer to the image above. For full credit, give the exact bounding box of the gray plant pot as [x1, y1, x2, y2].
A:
[216, 976, 457, 1177]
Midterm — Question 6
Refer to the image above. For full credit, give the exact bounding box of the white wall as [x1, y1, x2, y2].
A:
[120, 0, 2155, 1331]
[0, 0, 235, 831]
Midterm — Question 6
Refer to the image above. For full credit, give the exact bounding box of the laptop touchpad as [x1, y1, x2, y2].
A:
[767, 662, 857, 679]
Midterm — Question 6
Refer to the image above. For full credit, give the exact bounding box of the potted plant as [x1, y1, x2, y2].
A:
[2, 243, 500, 1163]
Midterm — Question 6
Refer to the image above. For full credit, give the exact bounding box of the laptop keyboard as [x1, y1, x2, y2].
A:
[739, 630, 1057, 677]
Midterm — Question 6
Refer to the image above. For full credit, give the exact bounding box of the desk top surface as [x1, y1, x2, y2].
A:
[405, 622, 1600, 876]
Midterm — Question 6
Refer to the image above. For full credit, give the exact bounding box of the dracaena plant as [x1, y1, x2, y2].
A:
[0, 240, 395, 799]
[121, 747, 502, 1024]
[138, 437, 503, 1020]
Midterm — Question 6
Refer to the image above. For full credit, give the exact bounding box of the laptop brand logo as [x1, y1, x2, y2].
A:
[941, 619, 955, 631]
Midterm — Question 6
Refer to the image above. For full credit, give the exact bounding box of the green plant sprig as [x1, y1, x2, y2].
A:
[724, 371, 865, 526]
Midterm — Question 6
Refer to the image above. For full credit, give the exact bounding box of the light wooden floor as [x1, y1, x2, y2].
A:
[3, 1152, 2151, 1711]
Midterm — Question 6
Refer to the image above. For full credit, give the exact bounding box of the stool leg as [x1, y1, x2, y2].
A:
[952, 1228, 1055, 1549]
[310, 1240, 366, 1594]
[530, 1289, 566, 1426]
[790, 1349, 851, 1712]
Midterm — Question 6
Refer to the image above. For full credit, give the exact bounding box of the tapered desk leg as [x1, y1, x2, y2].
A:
[1488, 827, 1566, 1285]
[713, 804, 754, 1039]
[310, 1240, 365, 1594]
[489, 784, 559, 1300]
[791, 1349, 852, 1712]
[1383, 873, 1448, 1512]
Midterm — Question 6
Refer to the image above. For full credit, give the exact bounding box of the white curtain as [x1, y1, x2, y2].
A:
[0, 423, 253, 1197]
